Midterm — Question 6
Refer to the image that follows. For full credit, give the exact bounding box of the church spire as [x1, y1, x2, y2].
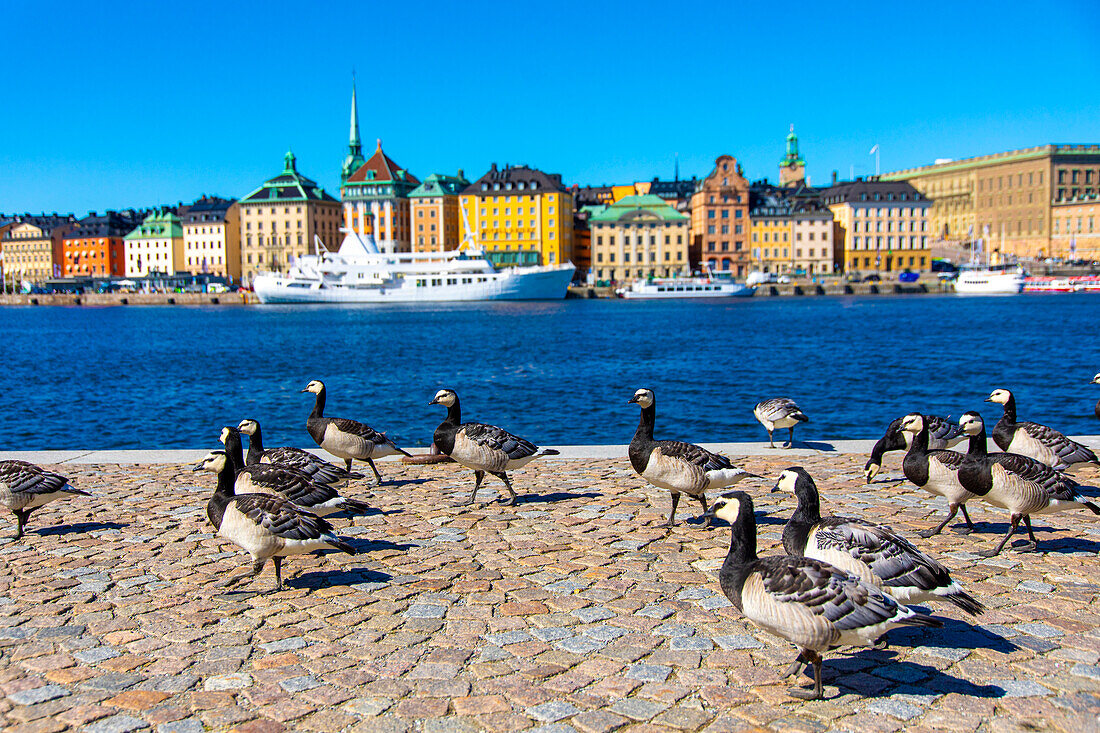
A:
[341, 72, 366, 184]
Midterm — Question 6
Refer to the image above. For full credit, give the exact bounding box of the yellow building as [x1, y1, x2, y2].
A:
[181, 197, 241, 280]
[459, 163, 574, 267]
[0, 215, 75, 284]
[821, 180, 931, 273]
[588, 195, 690, 282]
[1052, 194, 1100, 260]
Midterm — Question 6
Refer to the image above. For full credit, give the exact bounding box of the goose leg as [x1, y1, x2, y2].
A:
[366, 458, 383, 485]
[666, 493, 681, 527]
[272, 557, 284, 591]
[789, 650, 824, 700]
[493, 472, 517, 506]
[1016, 515, 1038, 553]
[954, 504, 976, 534]
[13, 510, 28, 540]
[781, 650, 807, 679]
[218, 558, 266, 589]
[767, 430, 777, 449]
[696, 494, 710, 527]
[344, 459, 354, 489]
[918, 505, 959, 539]
[785, 427, 795, 448]
[455, 471, 485, 506]
[979, 514, 1021, 557]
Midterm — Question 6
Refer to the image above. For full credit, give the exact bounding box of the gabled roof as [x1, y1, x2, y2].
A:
[409, 172, 469, 198]
[241, 151, 338, 204]
[588, 194, 688, 223]
[463, 163, 567, 195]
[124, 209, 183, 240]
[346, 141, 419, 185]
[182, 197, 237, 224]
[820, 179, 927, 205]
[66, 211, 143, 239]
[0, 214, 77, 240]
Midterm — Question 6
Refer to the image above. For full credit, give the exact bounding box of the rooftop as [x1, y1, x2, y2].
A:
[241, 151, 337, 205]
[588, 194, 689, 223]
[464, 163, 568, 195]
[883, 144, 1100, 179]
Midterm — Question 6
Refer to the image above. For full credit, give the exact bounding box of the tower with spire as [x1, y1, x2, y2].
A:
[341, 73, 365, 185]
[779, 124, 806, 187]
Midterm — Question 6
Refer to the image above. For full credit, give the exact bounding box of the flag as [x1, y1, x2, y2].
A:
[869, 144, 879, 155]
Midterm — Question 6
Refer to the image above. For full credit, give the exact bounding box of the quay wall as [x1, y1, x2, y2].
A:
[0, 292, 253, 306]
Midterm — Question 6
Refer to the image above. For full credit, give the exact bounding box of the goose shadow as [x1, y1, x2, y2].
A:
[796, 440, 837, 452]
[513, 491, 602, 506]
[37, 521, 129, 536]
[345, 538, 417, 554]
[829, 652, 1007, 699]
[885, 617, 1019, 654]
[331, 506, 401, 519]
[287, 567, 392, 590]
[375, 477, 433, 488]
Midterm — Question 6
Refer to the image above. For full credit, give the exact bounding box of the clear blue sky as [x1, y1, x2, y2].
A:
[3, 0, 1098, 215]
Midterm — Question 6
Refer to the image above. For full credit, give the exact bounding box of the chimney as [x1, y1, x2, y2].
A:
[457, 169, 464, 180]
[491, 162, 498, 172]
[832, 170, 838, 184]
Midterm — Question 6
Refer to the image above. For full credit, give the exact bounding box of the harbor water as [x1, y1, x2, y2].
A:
[3, 294, 1098, 450]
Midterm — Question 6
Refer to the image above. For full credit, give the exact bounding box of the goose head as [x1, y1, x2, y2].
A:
[771, 467, 816, 501]
[899, 413, 925, 435]
[864, 459, 881, 483]
[959, 411, 985, 436]
[429, 389, 457, 407]
[1090, 373, 1100, 385]
[627, 388, 655, 409]
[218, 426, 238, 445]
[301, 380, 324, 394]
[237, 418, 259, 436]
[192, 450, 229, 474]
[986, 388, 1011, 404]
[707, 490, 753, 525]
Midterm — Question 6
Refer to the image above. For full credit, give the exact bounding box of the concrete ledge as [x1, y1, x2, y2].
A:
[2, 436, 1098, 464]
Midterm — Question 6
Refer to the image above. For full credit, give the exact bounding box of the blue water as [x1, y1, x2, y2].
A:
[2, 295, 1098, 450]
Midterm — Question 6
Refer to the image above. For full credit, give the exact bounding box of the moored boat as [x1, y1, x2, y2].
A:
[953, 264, 1026, 295]
[616, 276, 755, 299]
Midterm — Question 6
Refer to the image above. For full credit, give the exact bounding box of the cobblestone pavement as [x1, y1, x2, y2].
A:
[1, 453, 1099, 733]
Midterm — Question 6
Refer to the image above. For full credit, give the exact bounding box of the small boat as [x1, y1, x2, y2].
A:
[1024, 277, 1075, 293]
[953, 264, 1026, 295]
[617, 276, 755, 299]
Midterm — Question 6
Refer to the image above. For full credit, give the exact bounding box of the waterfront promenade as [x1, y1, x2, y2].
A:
[0, 444, 1098, 732]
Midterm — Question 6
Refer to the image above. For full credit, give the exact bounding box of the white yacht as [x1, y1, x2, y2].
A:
[953, 263, 1026, 295]
[251, 231, 574, 304]
[617, 276, 755, 299]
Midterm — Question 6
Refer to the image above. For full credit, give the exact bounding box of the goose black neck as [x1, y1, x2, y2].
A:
[907, 425, 929, 456]
[967, 425, 988, 457]
[245, 424, 264, 466]
[443, 396, 462, 425]
[207, 459, 235, 530]
[310, 388, 327, 420]
[792, 482, 822, 524]
[1000, 395, 1017, 425]
[634, 403, 655, 442]
[223, 430, 245, 472]
[726, 499, 758, 565]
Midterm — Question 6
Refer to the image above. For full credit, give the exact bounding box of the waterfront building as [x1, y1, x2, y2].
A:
[779, 125, 807, 188]
[408, 172, 469, 253]
[647, 177, 696, 214]
[123, 208, 184, 277]
[341, 141, 419, 250]
[882, 144, 1100, 259]
[181, 196, 240, 279]
[572, 208, 595, 278]
[573, 185, 614, 208]
[690, 155, 751, 275]
[1051, 194, 1100, 260]
[749, 185, 834, 275]
[61, 210, 141, 277]
[588, 194, 689, 283]
[0, 214, 76, 283]
[459, 163, 574, 267]
[821, 179, 930, 273]
[238, 151, 341, 283]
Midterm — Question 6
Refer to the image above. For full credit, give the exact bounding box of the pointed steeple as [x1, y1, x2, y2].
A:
[341, 72, 366, 184]
[674, 153, 679, 182]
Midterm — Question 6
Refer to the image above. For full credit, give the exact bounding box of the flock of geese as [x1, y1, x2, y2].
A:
[0, 377, 1098, 702]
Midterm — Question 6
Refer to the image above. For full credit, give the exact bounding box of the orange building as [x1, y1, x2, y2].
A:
[408, 172, 469, 252]
[690, 155, 751, 275]
[61, 211, 141, 277]
[341, 141, 419, 251]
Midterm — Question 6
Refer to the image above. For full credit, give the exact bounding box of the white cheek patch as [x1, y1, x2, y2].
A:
[715, 498, 740, 523]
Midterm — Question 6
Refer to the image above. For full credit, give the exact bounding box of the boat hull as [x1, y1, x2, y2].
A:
[619, 281, 756, 299]
[954, 271, 1025, 295]
[252, 264, 575, 303]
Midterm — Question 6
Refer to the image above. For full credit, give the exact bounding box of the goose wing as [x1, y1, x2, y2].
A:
[0, 461, 81, 496]
[461, 422, 539, 460]
[814, 517, 950, 590]
[927, 416, 964, 447]
[991, 453, 1087, 501]
[754, 555, 903, 631]
[654, 440, 733, 471]
[329, 418, 398, 448]
[929, 448, 966, 470]
[756, 398, 804, 421]
[1020, 421, 1098, 466]
[231, 494, 334, 541]
[238, 465, 339, 507]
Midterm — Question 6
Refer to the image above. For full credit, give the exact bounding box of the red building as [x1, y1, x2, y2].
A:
[61, 211, 141, 277]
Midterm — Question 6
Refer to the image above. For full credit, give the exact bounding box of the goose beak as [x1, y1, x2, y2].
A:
[983, 397, 993, 402]
[770, 483, 780, 493]
[428, 398, 438, 406]
[191, 463, 204, 472]
[300, 388, 309, 393]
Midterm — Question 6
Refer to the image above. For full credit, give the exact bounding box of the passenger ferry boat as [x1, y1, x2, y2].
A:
[616, 276, 755, 299]
[251, 230, 574, 304]
[953, 264, 1026, 295]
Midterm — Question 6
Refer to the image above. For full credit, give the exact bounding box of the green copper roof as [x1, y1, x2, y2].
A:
[242, 151, 338, 204]
[588, 194, 688, 223]
[409, 172, 470, 198]
[781, 124, 805, 167]
[124, 209, 182, 240]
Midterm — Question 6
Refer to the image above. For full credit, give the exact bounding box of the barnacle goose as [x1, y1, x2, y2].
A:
[193, 451, 356, 590]
[237, 418, 364, 485]
[711, 490, 941, 700]
[775, 467, 983, 616]
[429, 389, 559, 506]
[302, 380, 410, 484]
[220, 427, 371, 517]
[898, 413, 978, 538]
[986, 388, 1098, 471]
[1091, 374, 1100, 421]
[753, 398, 809, 449]
[864, 415, 965, 483]
[958, 412, 1100, 556]
[0, 460, 90, 539]
[628, 388, 756, 527]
